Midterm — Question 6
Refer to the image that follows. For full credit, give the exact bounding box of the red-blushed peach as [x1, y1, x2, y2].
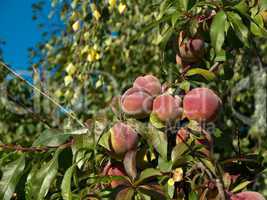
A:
[231, 191, 265, 200]
[153, 94, 182, 122]
[183, 88, 221, 122]
[110, 122, 138, 155]
[133, 75, 161, 97]
[178, 31, 205, 63]
[103, 162, 128, 188]
[121, 87, 153, 118]
[176, 128, 190, 144]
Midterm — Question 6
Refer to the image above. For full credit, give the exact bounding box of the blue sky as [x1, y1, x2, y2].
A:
[0, 0, 48, 74]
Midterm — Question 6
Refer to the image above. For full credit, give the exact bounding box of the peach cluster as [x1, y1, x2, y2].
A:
[105, 74, 222, 188]
[120, 75, 183, 122]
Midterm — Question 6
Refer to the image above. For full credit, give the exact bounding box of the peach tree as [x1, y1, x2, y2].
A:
[0, 0, 267, 200]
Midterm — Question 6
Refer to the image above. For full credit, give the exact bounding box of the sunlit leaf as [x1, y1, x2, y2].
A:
[0, 155, 25, 200]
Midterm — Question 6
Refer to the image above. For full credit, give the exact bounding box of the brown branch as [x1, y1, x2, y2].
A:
[0, 139, 74, 153]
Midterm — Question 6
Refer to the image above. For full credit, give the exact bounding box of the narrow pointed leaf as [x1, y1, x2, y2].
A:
[0, 155, 25, 200]
[26, 149, 61, 200]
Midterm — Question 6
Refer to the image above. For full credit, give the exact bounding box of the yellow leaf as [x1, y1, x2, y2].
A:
[95, 53, 101, 60]
[72, 20, 80, 32]
[93, 10, 101, 21]
[64, 75, 73, 86]
[87, 53, 94, 62]
[118, 3, 126, 14]
[65, 63, 76, 75]
[108, 0, 116, 8]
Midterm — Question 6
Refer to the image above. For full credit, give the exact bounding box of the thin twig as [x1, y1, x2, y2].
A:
[209, 62, 221, 73]
[0, 139, 74, 153]
[0, 61, 86, 128]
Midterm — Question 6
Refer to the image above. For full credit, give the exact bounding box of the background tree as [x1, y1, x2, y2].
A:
[0, 0, 266, 199]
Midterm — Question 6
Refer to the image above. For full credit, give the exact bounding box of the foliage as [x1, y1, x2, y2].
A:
[0, 0, 266, 199]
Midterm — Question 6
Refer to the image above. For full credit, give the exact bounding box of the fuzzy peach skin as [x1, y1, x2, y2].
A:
[110, 122, 138, 155]
[153, 94, 182, 122]
[121, 87, 153, 118]
[178, 31, 205, 63]
[183, 88, 221, 122]
[231, 191, 265, 200]
[133, 75, 161, 97]
[103, 162, 128, 188]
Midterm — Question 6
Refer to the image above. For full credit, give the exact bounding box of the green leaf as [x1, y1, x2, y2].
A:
[26, 149, 61, 200]
[210, 11, 227, 53]
[189, 191, 198, 200]
[0, 155, 25, 200]
[185, 68, 216, 81]
[149, 113, 165, 129]
[250, 14, 267, 37]
[158, 156, 172, 172]
[179, 80, 190, 92]
[214, 50, 226, 62]
[227, 11, 249, 46]
[98, 130, 111, 151]
[33, 128, 87, 147]
[115, 188, 135, 200]
[179, 0, 189, 11]
[171, 143, 188, 164]
[165, 181, 174, 199]
[61, 164, 76, 200]
[234, 1, 249, 14]
[231, 181, 251, 193]
[159, 27, 174, 49]
[135, 168, 162, 185]
[147, 125, 168, 159]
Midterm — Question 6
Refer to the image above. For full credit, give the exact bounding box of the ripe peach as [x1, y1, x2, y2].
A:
[231, 191, 265, 200]
[152, 94, 182, 122]
[178, 31, 205, 63]
[133, 75, 161, 97]
[103, 162, 127, 188]
[121, 87, 153, 118]
[110, 122, 139, 155]
[183, 88, 221, 122]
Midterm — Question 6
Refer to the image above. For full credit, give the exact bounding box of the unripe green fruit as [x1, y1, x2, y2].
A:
[103, 162, 127, 188]
[153, 94, 182, 122]
[178, 31, 205, 63]
[121, 87, 153, 118]
[133, 75, 161, 97]
[110, 122, 138, 155]
[231, 191, 265, 200]
[183, 88, 221, 122]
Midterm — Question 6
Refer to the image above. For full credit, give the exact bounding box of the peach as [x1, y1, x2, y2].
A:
[103, 162, 127, 188]
[133, 75, 161, 97]
[178, 31, 205, 63]
[183, 88, 221, 122]
[231, 191, 265, 200]
[110, 122, 138, 155]
[121, 87, 153, 118]
[153, 94, 182, 122]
